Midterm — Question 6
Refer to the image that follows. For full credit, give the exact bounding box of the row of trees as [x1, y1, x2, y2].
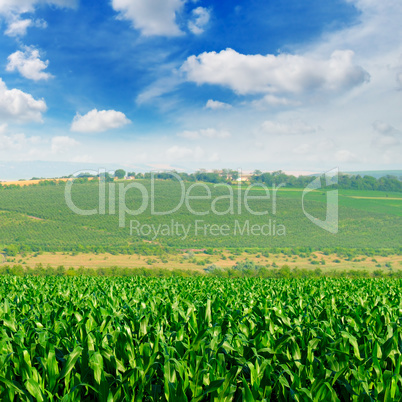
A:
[125, 169, 402, 192]
[2, 263, 401, 279]
[249, 171, 402, 192]
[1, 169, 400, 192]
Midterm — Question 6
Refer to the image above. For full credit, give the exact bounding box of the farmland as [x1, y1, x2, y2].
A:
[1, 177, 401, 399]
[0, 276, 401, 400]
[0, 180, 401, 256]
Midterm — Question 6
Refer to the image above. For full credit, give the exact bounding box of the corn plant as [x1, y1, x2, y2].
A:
[0, 276, 401, 401]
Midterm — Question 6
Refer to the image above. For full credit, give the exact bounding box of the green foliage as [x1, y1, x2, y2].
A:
[0, 276, 401, 400]
[250, 171, 402, 192]
[233, 259, 259, 271]
[114, 169, 126, 179]
[129, 170, 402, 191]
[2, 264, 402, 279]
[4, 245, 18, 257]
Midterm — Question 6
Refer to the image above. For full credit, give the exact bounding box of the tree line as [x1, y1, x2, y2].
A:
[1, 169, 400, 192]
[127, 169, 402, 192]
[1, 263, 402, 279]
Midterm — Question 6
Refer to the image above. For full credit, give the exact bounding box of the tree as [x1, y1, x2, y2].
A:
[5, 245, 19, 256]
[115, 169, 126, 179]
[230, 170, 239, 181]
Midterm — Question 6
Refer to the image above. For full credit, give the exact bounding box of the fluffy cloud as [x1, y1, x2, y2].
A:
[178, 128, 231, 140]
[7, 48, 52, 81]
[205, 99, 232, 110]
[260, 120, 316, 136]
[4, 16, 47, 36]
[51, 136, 79, 153]
[71, 109, 131, 133]
[111, 0, 185, 36]
[181, 48, 369, 95]
[188, 7, 210, 35]
[0, 0, 74, 36]
[5, 17, 31, 36]
[0, 78, 47, 122]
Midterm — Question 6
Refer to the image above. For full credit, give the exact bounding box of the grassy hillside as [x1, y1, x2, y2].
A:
[0, 180, 401, 253]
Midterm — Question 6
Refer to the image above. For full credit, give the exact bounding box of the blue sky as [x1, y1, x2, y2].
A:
[0, 0, 401, 178]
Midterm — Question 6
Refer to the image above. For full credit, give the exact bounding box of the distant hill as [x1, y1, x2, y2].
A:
[345, 170, 402, 179]
[0, 180, 401, 254]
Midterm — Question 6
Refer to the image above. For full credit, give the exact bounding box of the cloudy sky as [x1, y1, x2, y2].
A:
[0, 0, 401, 176]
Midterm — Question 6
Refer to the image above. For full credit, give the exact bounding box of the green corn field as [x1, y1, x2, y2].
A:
[0, 276, 401, 401]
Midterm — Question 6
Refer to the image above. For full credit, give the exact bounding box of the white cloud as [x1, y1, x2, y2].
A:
[181, 48, 369, 95]
[0, 78, 47, 122]
[71, 154, 93, 163]
[205, 99, 232, 110]
[4, 16, 47, 37]
[0, 0, 75, 15]
[166, 145, 197, 159]
[314, 0, 402, 59]
[71, 109, 131, 133]
[292, 144, 313, 155]
[335, 149, 359, 163]
[292, 143, 312, 155]
[136, 73, 182, 105]
[166, 144, 218, 161]
[0, 0, 74, 37]
[373, 135, 400, 148]
[372, 120, 401, 148]
[0, 125, 42, 151]
[188, 7, 210, 34]
[7, 48, 53, 81]
[5, 17, 31, 36]
[178, 128, 231, 140]
[292, 139, 335, 155]
[0, 127, 81, 160]
[252, 94, 301, 109]
[260, 120, 316, 136]
[372, 120, 395, 135]
[111, 0, 185, 36]
[51, 136, 79, 153]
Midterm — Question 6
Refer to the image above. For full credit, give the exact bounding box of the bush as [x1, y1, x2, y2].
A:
[4, 245, 19, 257]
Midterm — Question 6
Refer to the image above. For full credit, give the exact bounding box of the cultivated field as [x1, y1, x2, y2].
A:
[0, 177, 401, 400]
[0, 180, 401, 254]
[0, 276, 401, 400]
